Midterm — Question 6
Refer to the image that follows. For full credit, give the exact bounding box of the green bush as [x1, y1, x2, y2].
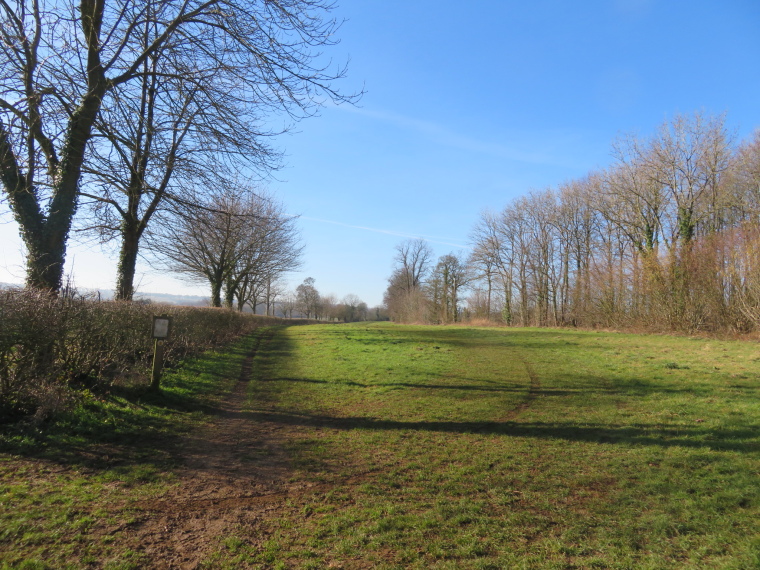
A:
[0, 287, 277, 420]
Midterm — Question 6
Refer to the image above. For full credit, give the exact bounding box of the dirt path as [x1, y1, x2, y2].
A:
[114, 332, 544, 568]
[123, 329, 308, 568]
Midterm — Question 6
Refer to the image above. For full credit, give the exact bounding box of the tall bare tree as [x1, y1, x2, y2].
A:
[463, 113, 758, 332]
[223, 194, 303, 311]
[394, 238, 433, 291]
[0, 0, 358, 293]
[646, 112, 733, 244]
[429, 253, 469, 324]
[296, 277, 320, 319]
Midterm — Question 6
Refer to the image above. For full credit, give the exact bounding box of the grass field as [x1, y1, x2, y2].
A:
[2, 323, 759, 568]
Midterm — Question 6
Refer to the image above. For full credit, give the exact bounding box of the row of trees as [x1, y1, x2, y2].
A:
[384, 239, 470, 324]
[467, 112, 760, 332]
[282, 277, 387, 322]
[153, 187, 302, 310]
[385, 113, 760, 333]
[1, 0, 357, 299]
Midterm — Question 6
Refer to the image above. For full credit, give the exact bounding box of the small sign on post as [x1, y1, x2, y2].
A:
[150, 315, 172, 391]
[152, 315, 172, 339]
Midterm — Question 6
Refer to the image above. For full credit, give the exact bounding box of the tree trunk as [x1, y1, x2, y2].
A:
[210, 280, 223, 307]
[0, 0, 107, 293]
[115, 220, 140, 301]
[23, 230, 69, 292]
[223, 278, 235, 308]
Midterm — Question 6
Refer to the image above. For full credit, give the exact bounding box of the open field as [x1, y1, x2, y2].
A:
[1, 323, 759, 568]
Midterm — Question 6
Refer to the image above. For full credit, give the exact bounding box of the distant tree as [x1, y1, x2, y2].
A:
[319, 293, 339, 321]
[264, 278, 287, 317]
[430, 253, 470, 324]
[280, 291, 298, 318]
[342, 294, 364, 322]
[154, 186, 301, 308]
[384, 238, 433, 322]
[296, 277, 320, 319]
[370, 305, 390, 321]
[395, 238, 433, 291]
[463, 113, 757, 333]
[224, 195, 303, 311]
[469, 210, 516, 324]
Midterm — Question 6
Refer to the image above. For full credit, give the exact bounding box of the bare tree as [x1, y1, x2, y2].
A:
[154, 191, 243, 307]
[280, 291, 298, 318]
[0, 0, 358, 293]
[320, 293, 339, 321]
[554, 177, 600, 324]
[78, 42, 279, 300]
[470, 116, 750, 332]
[154, 185, 301, 308]
[264, 278, 287, 317]
[224, 194, 303, 311]
[469, 210, 517, 324]
[728, 129, 760, 220]
[394, 238, 433, 291]
[384, 238, 433, 322]
[646, 112, 733, 245]
[468, 214, 499, 320]
[429, 253, 469, 324]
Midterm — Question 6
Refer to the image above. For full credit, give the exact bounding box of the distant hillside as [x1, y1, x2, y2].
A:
[0, 282, 208, 307]
[133, 291, 209, 306]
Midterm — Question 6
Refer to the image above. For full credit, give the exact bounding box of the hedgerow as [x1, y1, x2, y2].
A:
[0, 287, 277, 421]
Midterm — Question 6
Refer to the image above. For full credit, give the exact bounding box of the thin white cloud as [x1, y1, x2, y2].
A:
[300, 215, 471, 249]
[332, 104, 580, 167]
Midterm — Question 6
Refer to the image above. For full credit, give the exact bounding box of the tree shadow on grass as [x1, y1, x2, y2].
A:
[240, 408, 760, 453]
[0, 385, 216, 474]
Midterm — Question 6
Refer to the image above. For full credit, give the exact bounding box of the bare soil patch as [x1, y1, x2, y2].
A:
[118, 329, 310, 568]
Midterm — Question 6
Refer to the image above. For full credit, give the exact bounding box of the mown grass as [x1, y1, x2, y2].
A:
[0, 328, 274, 569]
[220, 323, 760, 569]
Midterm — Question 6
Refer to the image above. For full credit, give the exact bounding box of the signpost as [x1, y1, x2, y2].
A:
[150, 315, 172, 391]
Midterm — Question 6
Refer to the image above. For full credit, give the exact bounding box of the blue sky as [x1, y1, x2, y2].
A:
[1, 0, 759, 306]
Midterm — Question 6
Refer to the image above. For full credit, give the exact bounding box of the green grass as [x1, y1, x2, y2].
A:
[0, 327, 273, 568]
[229, 323, 760, 569]
[2, 323, 759, 568]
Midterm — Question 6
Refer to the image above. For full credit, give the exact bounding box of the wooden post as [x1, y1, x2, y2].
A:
[150, 339, 165, 391]
[150, 315, 172, 391]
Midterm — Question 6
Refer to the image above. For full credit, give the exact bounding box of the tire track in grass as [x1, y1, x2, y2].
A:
[507, 357, 541, 419]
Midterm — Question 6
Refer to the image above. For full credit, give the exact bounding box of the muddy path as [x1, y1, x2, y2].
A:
[121, 328, 310, 568]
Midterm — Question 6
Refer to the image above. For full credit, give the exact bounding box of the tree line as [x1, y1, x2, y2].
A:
[279, 277, 388, 322]
[384, 239, 470, 324]
[0, 0, 358, 304]
[386, 112, 760, 333]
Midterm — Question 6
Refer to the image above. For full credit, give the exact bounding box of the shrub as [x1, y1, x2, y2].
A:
[0, 287, 276, 421]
